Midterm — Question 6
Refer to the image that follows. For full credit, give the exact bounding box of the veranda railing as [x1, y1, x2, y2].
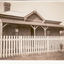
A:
[0, 36, 64, 58]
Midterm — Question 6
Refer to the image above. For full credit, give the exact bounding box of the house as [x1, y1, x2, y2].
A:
[0, 2, 64, 58]
[0, 2, 64, 37]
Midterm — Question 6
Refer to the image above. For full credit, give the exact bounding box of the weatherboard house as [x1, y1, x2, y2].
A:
[0, 2, 64, 59]
[0, 3, 64, 37]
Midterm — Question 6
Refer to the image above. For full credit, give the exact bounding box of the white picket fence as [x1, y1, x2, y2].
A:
[0, 36, 64, 58]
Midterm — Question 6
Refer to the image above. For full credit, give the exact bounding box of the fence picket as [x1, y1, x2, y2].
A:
[12, 36, 13, 56]
[40, 38, 41, 53]
[6, 36, 7, 57]
[34, 36, 35, 53]
[30, 38, 31, 54]
[3, 36, 5, 57]
[21, 36, 22, 55]
[35, 39, 37, 53]
[47, 37, 49, 52]
[37, 40, 39, 53]
[0, 36, 2, 58]
[32, 36, 33, 54]
[25, 37, 26, 54]
[19, 36, 20, 55]
[9, 36, 10, 57]
[23, 36, 24, 54]
[16, 36, 18, 55]
[14, 36, 15, 55]
[11, 36, 12, 56]
[28, 36, 29, 54]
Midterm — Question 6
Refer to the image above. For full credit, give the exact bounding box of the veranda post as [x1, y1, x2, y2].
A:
[0, 19, 2, 58]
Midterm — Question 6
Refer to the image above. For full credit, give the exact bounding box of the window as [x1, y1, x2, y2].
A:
[15, 29, 19, 33]
[15, 29, 19, 36]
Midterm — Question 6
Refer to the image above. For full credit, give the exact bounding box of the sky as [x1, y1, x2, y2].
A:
[0, 2, 64, 25]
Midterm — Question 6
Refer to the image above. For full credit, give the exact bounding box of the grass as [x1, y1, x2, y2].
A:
[0, 51, 64, 60]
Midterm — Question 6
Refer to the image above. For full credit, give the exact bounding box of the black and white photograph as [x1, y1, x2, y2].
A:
[0, 1, 64, 61]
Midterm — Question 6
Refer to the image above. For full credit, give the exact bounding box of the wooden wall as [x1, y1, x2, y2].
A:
[36, 26, 44, 36]
[3, 24, 31, 36]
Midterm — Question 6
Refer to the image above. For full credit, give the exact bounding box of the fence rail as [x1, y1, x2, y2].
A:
[0, 36, 64, 58]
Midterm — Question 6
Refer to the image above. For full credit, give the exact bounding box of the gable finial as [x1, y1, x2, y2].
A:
[34, 6, 37, 13]
[34, 10, 37, 13]
[34, 5, 37, 12]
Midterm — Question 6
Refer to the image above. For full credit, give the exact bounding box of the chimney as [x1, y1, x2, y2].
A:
[4, 2, 11, 11]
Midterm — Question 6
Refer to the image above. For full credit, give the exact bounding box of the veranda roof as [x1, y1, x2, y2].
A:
[2, 19, 64, 28]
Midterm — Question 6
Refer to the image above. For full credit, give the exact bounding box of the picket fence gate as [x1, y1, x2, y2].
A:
[0, 36, 64, 58]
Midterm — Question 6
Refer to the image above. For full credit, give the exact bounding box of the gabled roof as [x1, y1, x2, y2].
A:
[0, 10, 64, 29]
[0, 10, 45, 21]
[0, 10, 62, 24]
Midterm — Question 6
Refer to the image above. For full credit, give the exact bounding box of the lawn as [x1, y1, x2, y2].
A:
[0, 51, 64, 60]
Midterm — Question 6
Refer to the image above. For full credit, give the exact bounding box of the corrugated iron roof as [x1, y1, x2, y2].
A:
[0, 11, 61, 23]
[0, 10, 64, 28]
[45, 20, 61, 24]
[0, 11, 29, 17]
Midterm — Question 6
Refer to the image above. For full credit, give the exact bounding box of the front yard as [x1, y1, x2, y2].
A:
[0, 51, 64, 60]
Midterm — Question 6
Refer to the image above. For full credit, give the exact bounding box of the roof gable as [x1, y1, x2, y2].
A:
[24, 10, 45, 23]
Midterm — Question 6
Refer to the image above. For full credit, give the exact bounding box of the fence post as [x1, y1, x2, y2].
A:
[47, 37, 49, 52]
[0, 19, 2, 58]
[34, 36, 35, 53]
[0, 36, 2, 58]
[21, 36, 22, 55]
